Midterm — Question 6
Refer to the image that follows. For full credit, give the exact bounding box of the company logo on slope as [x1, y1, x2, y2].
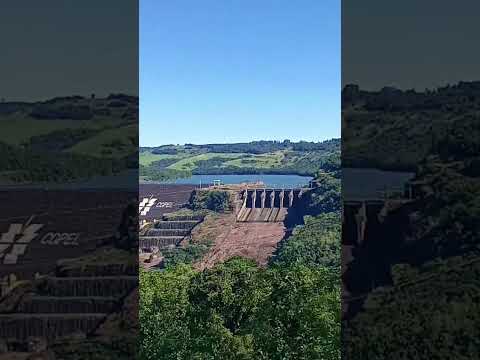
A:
[0, 215, 43, 265]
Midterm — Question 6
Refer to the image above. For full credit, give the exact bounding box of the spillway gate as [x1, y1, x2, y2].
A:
[236, 188, 304, 222]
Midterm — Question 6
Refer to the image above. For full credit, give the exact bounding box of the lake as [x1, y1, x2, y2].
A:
[343, 168, 415, 200]
[2, 170, 139, 190]
[157, 174, 313, 188]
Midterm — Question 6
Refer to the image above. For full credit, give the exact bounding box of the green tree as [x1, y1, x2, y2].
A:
[275, 213, 341, 270]
[139, 265, 195, 359]
[192, 190, 231, 212]
[252, 265, 341, 360]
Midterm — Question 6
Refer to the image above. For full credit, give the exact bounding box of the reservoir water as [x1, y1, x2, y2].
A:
[156, 174, 313, 188]
[2, 170, 139, 190]
[7, 168, 413, 195]
[343, 168, 415, 200]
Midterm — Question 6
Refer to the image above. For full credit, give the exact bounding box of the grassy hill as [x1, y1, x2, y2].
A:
[342, 81, 480, 170]
[0, 94, 138, 183]
[140, 139, 340, 181]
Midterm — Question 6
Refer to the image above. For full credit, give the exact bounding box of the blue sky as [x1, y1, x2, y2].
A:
[140, 0, 340, 146]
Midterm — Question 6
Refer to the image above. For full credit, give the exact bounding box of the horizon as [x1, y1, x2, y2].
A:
[140, 0, 340, 146]
[5, 78, 480, 104]
[140, 137, 340, 148]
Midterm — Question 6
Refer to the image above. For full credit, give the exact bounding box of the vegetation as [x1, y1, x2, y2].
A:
[140, 167, 341, 359]
[140, 258, 340, 360]
[275, 213, 341, 270]
[191, 190, 231, 212]
[140, 165, 191, 183]
[342, 82, 480, 358]
[344, 255, 480, 359]
[0, 94, 138, 183]
[0, 140, 135, 183]
[302, 172, 341, 216]
[144, 139, 339, 155]
[162, 242, 212, 269]
[139, 138, 340, 181]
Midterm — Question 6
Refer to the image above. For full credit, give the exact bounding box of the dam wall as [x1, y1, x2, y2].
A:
[237, 188, 304, 222]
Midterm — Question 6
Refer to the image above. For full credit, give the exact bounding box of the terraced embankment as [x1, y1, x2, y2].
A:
[0, 248, 138, 355]
[139, 215, 203, 251]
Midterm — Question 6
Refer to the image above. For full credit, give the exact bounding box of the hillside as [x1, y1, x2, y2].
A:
[140, 139, 340, 181]
[342, 81, 480, 170]
[342, 81, 480, 357]
[0, 94, 138, 183]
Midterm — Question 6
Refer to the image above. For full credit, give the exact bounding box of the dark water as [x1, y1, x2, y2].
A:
[343, 168, 414, 200]
[2, 170, 138, 190]
[162, 174, 313, 188]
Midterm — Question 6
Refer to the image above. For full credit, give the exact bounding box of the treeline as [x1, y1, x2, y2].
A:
[189, 153, 340, 177]
[140, 165, 191, 182]
[0, 141, 133, 183]
[141, 160, 334, 180]
[147, 138, 340, 155]
[23, 128, 100, 152]
[192, 166, 314, 176]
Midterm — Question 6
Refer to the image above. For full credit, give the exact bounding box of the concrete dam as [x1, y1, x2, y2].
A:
[342, 197, 415, 318]
[236, 188, 304, 222]
[342, 199, 413, 246]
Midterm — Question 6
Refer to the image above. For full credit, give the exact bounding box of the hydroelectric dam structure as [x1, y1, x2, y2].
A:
[236, 188, 305, 222]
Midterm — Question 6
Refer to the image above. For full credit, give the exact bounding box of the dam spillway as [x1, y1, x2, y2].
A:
[342, 199, 412, 246]
[236, 188, 304, 222]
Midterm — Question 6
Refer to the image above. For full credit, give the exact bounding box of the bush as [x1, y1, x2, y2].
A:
[162, 243, 212, 268]
[191, 190, 231, 212]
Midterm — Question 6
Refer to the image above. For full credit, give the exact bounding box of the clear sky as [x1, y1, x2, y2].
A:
[1, 1, 137, 101]
[140, 0, 340, 146]
[343, 0, 480, 90]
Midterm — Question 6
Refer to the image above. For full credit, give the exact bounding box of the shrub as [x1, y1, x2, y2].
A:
[191, 190, 231, 212]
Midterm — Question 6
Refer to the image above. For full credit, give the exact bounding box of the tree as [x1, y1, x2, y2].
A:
[192, 190, 231, 212]
[252, 265, 341, 360]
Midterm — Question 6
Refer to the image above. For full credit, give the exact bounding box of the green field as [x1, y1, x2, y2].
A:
[67, 124, 138, 158]
[167, 152, 245, 171]
[139, 149, 287, 172]
[223, 151, 285, 168]
[139, 152, 182, 166]
[0, 95, 138, 183]
[140, 140, 340, 180]
[0, 117, 103, 145]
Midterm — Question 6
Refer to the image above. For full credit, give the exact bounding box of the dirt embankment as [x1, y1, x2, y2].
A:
[191, 211, 285, 270]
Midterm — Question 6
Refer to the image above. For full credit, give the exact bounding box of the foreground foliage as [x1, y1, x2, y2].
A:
[344, 255, 480, 359]
[275, 213, 341, 270]
[140, 258, 340, 359]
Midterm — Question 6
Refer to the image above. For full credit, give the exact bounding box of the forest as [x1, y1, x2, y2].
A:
[144, 139, 339, 155]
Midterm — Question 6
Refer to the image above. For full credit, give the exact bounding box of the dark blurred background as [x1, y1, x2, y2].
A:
[0, 1, 138, 358]
[342, 1, 480, 358]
